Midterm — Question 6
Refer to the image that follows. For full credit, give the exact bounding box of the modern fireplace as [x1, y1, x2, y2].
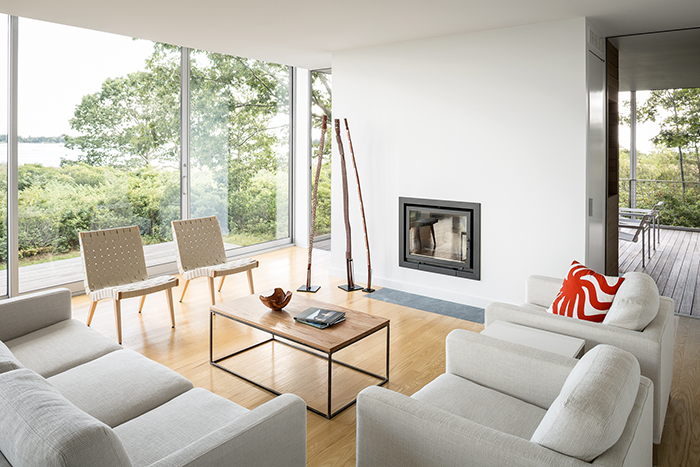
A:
[399, 197, 480, 280]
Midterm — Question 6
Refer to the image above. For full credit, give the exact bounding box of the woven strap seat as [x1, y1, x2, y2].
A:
[183, 258, 259, 281]
[79, 225, 178, 344]
[90, 275, 179, 301]
[172, 216, 258, 305]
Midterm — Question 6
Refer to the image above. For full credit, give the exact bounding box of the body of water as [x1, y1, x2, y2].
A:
[0, 142, 83, 167]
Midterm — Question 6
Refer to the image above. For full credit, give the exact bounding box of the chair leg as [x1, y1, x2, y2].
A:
[87, 300, 98, 326]
[218, 275, 226, 292]
[113, 299, 123, 345]
[138, 295, 146, 313]
[179, 280, 190, 302]
[208, 277, 216, 306]
[246, 269, 255, 294]
[166, 289, 176, 328]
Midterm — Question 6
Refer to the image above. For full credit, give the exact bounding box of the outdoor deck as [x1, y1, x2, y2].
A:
[619, 227, 700, 317]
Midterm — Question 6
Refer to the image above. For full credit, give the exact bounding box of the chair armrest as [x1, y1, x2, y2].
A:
[526, 275, 563, 308]
[445, 329, 575, 409]
[150, 394, 306, 467]
[0, 288, 72, 342]
[357, 386, 590, 467]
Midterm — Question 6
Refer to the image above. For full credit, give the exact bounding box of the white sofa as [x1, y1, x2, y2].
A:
[484, 273, 676, 444]
[356, 330, 653, 467]
[0, 288, 307, 467]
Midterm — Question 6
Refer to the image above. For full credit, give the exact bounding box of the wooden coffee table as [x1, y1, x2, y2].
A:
[210, 294, 390, 419]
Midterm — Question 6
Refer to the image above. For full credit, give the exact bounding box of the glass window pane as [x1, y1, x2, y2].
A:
[17, 18, 180, 293]
[190, 51, 290, 249]
[0, 15, 8, 296]
[311, 70, 331, 239]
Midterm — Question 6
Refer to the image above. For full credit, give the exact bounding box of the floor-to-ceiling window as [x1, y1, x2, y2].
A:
[0, 15, 8, 296]
[190, 50, 291, 249]
[3, 17, 293, 296]
[16, 19, 180, 293]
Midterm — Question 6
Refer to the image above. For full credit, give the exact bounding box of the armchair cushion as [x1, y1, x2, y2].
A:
[604, 272, 659, 331]
[531, 345, 641, 462]
[0, 341, 22, 374]
[412, 373, 546, 439]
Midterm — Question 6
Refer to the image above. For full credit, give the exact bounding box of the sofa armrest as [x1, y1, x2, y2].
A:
[445, 329, 576, 409]
[0, 288, 72, 342]
[526, 275, 563, 308]
[357, 386, 591, 467]
[150, 394, 306, 467]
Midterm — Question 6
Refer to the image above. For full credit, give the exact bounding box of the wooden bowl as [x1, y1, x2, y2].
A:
[259, 288, 292, 311]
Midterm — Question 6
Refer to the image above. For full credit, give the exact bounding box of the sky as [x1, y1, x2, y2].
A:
[0, 16, 154, 137]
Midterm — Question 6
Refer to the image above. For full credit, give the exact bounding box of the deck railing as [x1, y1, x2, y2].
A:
[620, 178, 700, 229]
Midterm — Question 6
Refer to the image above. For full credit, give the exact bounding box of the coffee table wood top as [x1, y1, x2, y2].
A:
[211, 294, 389, 353]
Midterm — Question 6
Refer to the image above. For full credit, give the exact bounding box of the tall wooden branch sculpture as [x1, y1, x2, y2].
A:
[344, 119, 374, 292]
[335, 119, 362, 292]
[297, 115, 327, 293]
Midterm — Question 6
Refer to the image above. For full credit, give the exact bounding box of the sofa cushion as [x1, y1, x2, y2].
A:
[412, 373, 547, 439]
[0, 368, 132, 467]
[114, 388, 249, 467]
[0, 341, 23, 374]
[531, 345, 640, 462]
[48, 348, 193, 428]
[604, 272, 660, 331]
[547, 261, 625, 322]
[5, 319, 122, 377]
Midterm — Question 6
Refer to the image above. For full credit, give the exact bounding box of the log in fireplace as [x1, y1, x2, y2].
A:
[399, 197, 480, 280]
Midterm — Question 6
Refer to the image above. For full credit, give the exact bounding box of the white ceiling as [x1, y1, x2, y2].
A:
[0, 0, 699, 69]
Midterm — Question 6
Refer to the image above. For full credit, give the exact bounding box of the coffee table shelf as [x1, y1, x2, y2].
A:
[210, 294, 390, 419]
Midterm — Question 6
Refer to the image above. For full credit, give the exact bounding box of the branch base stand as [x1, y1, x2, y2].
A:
[297, 285, 321, 293]
[338, 284, 363, 292]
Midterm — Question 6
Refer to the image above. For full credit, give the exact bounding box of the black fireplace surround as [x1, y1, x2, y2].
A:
[399, 197, 480, 280]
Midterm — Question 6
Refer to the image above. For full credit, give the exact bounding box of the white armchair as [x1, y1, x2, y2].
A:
[356, 330, 652, 467]
[484, 273, 676, 444]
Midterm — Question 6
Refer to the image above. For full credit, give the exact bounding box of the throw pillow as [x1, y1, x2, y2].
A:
[547, 261, 625, 322]
[0, 340, 23, 374]
[530, 345, 641, 462]
[0, 368, 132, 467]
[603, 271, 660, 331]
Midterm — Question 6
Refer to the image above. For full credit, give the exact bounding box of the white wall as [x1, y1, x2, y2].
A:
[330, 18, 590, 306]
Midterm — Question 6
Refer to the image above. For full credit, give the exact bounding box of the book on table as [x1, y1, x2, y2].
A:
[294, 308, 346, 329]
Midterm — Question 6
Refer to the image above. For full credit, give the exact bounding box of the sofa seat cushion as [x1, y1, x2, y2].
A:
[604, 272, 660, 331]
[114, 388, 249, 467]
[0, 341, 23, 374]
[48, 348, 193, 428]
[0, 368, 132, 467]
[531, 344, 641, 462]
[5, 319, 122, 377]
[411, 373, 546, 439]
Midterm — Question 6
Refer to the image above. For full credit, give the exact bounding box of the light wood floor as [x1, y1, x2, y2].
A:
[70, 246, 700, 466]
[619, 228, 700, 316]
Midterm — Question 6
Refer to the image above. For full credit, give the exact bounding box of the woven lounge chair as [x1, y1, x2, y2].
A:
[79, 226, 179, 344]
[172, 216, 258, 305]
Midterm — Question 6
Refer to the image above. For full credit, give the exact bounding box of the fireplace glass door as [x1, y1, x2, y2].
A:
[407, 208, 471, 267]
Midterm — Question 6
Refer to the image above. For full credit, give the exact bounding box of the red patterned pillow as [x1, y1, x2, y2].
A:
[547, 261, 625, 322]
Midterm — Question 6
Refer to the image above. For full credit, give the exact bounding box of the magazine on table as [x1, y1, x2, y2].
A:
[294, 308, 346, 329]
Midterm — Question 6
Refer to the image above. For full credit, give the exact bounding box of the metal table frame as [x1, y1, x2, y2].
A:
[210, 309, 390, 419]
